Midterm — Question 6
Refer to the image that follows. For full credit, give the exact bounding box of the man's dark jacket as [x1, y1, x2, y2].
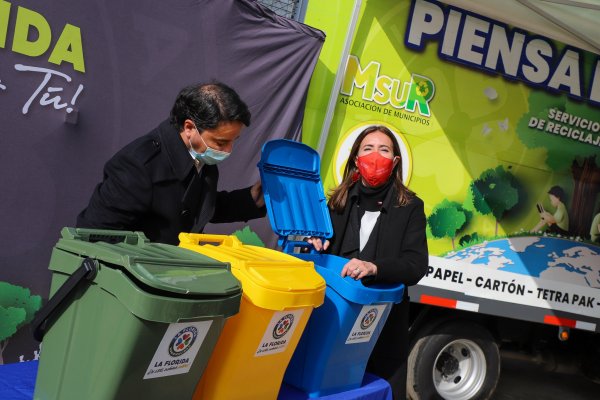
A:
[77, 120, 265, 244]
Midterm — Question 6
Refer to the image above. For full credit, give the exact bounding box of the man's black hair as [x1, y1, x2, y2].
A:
[170, 82, 251, 131]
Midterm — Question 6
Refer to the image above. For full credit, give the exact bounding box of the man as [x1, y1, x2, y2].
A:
[77, 81, 265, 244]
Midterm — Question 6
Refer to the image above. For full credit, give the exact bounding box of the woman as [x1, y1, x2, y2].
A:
[309, 125, 428, 399]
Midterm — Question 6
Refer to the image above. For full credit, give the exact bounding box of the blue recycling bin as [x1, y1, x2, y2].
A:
[258, 139, 405, 397]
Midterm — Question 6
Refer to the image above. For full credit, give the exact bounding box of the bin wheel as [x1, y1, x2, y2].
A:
[407, 321, 500, 400]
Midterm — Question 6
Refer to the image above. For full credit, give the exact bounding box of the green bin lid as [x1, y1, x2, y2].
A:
[53, 228, 241, 298]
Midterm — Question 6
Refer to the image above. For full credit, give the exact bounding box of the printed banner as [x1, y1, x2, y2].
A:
[302, 0, 600, 322]
[0, 0, 323, 364]
[426, 253, 599, 319]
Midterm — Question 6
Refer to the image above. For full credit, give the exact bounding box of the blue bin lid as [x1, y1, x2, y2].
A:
[258, 139, 333, 250]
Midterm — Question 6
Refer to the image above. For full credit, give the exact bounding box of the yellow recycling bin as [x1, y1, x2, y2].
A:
[179, 233, 326, 400]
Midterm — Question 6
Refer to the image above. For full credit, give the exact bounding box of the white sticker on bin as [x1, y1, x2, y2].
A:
[255, 309, 305, 357]
[143, 320, 212, 379]
[345, 304, 388, 344]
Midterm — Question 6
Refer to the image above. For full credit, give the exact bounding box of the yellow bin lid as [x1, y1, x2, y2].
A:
[179, 233, 325, 310]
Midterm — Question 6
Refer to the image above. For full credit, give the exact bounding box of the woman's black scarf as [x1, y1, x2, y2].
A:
[339, 179, 393, 260]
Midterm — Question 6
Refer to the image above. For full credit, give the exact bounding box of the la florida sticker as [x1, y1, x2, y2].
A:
[144, 320, 212, 379]
[345, 304, 388, 344]
[255, 309, 304, 357]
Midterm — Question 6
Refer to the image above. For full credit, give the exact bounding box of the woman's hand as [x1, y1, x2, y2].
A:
[341, 258, 378, 280]
[306, 237, 330, 252]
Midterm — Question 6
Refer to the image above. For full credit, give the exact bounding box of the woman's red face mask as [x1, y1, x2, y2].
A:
[356, 152, 396, 187]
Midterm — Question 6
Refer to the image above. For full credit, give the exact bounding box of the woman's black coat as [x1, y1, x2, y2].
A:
[326, 183, 428, 399]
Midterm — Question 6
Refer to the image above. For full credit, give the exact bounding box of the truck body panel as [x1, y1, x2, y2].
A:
[301, 0, 600, 396]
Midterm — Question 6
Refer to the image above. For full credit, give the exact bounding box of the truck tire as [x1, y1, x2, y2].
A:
[407, 321, 500, 400]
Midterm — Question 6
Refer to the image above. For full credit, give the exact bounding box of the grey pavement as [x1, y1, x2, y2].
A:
[494, 355, 599, 400]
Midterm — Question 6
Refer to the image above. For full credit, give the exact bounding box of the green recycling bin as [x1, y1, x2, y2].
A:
[32, 228, 242, 400]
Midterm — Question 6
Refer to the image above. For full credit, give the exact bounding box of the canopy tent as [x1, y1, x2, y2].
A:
[442, 0, 600, 55]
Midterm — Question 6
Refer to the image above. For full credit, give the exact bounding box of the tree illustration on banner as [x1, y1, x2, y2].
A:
[0, 281, 42, 364]
[234, 226, 265, 247]
[458, 232, 481, 248]
[470, 166, 521, 237]
[427, 199, 471, 251]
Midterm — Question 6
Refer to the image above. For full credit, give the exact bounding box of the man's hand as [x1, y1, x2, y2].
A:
[306, 237, 330, 252]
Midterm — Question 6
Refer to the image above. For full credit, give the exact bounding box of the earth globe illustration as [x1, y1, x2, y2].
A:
[445, 236, 600, 289]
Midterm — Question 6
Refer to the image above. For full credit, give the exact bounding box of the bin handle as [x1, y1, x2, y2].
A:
[178, 233, 242, 248]
[61, 227, 149, 245]
[32, 257, 98, 342]
[280, 239, 319, 255]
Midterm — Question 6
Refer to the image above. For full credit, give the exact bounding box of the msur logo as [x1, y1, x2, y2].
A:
[168, 326, 198, 357]
[272, 314, 295, 339]
[360, 308, 379, 330]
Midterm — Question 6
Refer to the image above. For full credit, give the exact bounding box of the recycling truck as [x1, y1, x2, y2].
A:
[300, 0, 600, 399]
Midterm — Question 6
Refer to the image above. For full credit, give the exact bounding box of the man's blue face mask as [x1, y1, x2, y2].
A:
[189, 123, 231, 165]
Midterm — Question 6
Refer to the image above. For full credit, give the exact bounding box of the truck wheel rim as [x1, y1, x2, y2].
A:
[432, 339, 487, 400]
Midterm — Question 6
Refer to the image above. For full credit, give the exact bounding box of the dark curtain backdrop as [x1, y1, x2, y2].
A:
[0, 0, 324, 363]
